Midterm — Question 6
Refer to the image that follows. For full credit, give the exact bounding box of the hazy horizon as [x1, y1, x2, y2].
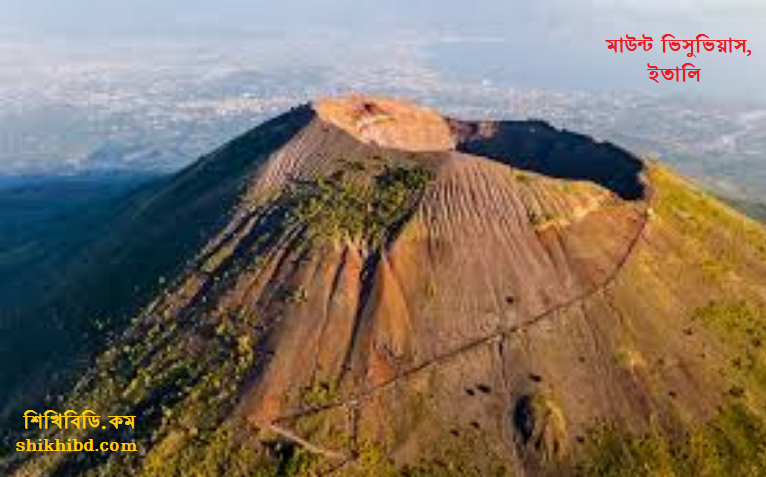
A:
[1, 1, 764, 99]
[1, 0, 765, 199]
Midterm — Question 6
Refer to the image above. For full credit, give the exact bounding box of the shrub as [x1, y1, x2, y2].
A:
[287, 164, 431, 248]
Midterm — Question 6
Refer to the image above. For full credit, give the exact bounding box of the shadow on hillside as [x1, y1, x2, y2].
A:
[455, 120, 646, 201]
[0, 105, 314, 429]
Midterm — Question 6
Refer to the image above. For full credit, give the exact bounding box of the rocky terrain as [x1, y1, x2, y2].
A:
[5, 95, 766, 477]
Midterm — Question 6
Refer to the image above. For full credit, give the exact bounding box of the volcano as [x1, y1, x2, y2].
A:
[8, 95, 766, 477]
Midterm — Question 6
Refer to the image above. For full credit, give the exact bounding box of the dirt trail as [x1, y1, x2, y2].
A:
[267, 424, 348, 460]
[269, 184, 654, 433]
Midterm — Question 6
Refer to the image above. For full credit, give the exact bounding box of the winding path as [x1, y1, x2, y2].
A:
[265, 183, 655, 467]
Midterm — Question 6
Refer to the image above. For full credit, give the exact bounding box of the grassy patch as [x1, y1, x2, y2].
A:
[650, 166, 766, 264]
[397, 427, 514, 477]
[693, 301, 765, 344]
[581, 403, 766, 477]
[582, 299, 766, 476]
[13, 303, 267, 476]
[300, 381, 340, 408]
[287, 164, 431, 248]
[692, 300, 766, 393]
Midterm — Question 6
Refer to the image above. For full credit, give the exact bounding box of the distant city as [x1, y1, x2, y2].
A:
[1, 34, 765, 201]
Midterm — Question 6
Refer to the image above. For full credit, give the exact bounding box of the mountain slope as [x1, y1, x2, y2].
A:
[6, 96, 766, 477]
[725, 197, 766, 223]
[0, 106, 313, 419]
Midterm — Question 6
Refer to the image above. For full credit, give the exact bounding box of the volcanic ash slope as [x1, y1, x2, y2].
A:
[12, 95, 766, 477]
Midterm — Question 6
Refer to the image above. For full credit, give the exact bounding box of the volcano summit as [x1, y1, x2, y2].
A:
[8, 95, 766, 477]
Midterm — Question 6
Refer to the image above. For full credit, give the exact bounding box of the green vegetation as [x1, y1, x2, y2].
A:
[287, 285, 309, 304]
[576, 167, 766, 477]
[12, 304, 272, 476]
[396, 427, 514, 477]
[580, 299, 766, 476]
[287, 164, 431, 248]
[693, 301, 764, 338]
[135, 420, 315, 477]
[6, 159, 432, 476]
[527, 209, 553, 227]
[300, 381, 340, 408]
[11, 162, 766, 476]
[651, 166, 766, 263]
[581, 404, 766, 477]
[692, 300, 766, 398]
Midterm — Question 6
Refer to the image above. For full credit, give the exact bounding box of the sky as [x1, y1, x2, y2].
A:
[1, 0, 765, 184]
[0, 0, 763, 99]
[1, 1, 764, 35]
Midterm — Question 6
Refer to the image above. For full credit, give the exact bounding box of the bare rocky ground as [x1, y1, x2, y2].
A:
[7, 96, 766, 477]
